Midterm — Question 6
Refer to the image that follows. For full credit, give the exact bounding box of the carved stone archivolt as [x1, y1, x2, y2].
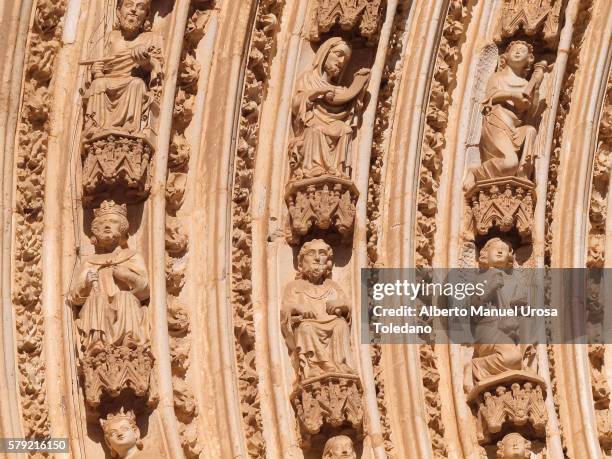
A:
[79, 0, 164, 205]
[414, 2, 471, 456]
[230, 1, 284, 456]
[307, 0, 386, 44]
[165, 4, 211, 456]
[12, 0, 67, 439]
[285, 37, 369, 244]
[281, 240, 363, 442]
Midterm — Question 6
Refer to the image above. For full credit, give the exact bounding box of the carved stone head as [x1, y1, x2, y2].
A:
[297, 239, 333, 284]
[500, 40, 534, 77]
[100, 408, 143, 458]
[91, 200, 129, 250]
[478, 237, 514, 269]
[322, 435, 357, 459]
[314, 37, 352, 83]
[496, 432, 531, 459]
[117, 0, 152, 34]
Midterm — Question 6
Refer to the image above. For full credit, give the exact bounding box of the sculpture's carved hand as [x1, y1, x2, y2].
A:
[91, 62, 105, 79]
[509, 90, 530, 111]
[324, 90, 335, 103]
[354, 67, 371, 81]
[309, 89, 330, 102]
[326, 298, 348, 317]
[86, 269, 99, 289]
[298, 308, 317, 319]
[131, 45, 150, 67]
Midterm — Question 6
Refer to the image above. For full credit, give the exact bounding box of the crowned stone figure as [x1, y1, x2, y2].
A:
[69, 200, 150, 354]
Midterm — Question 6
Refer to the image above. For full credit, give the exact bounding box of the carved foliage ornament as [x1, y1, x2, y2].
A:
[231, 1, 284, 456]
[13, 0, 67, 438]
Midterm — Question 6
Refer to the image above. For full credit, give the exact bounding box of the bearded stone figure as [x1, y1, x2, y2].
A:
[69, 200, 150, 354]
[470, 238, 532, 385]
[281, 239, 357, 380]
[322, 435, 357, 459]
[464, 41, 546, 189]
[289, 37, 370, 180]
[82, 0, 163, 139]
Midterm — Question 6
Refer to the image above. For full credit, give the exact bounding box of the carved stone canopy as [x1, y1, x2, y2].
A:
[80, 344, 156, 411]
[465, 177, 535, 242]
[81, 132, 153, 206]
[291, 373, 363, 440]
[468, 370, 547, 444]
[308, 0, 385, 44]
[285, 176, 358, 245]
[494, 0, 563, 47]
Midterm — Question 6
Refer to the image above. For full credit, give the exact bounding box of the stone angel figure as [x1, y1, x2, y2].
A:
[81, 0, 164, 141]
[466, 238, 537, 389]
[464, 41, 548, 190]
[289, 37, 370, 180]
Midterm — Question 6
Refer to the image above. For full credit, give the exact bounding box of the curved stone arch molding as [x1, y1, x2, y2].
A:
[432, 3, 503, 457]
[0, 0, 35, 440]
[550, 1, 612, 457]
[191, 0, 263, 457]
[379, 0, 461, 457]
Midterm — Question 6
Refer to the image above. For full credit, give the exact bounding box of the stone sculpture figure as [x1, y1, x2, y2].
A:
[322, 435, 357, 459]
[496, 432, 531, 459]
[281, 239, 356, 379]
[69, 200, 154, 408]
[281, 240, 363, 436]
[100, 409, 143, 458]
[69, 200, 150, 353]
[82, 0, 163, 139]
[289, 37, 370, 180]
[470, 238, 531, 384]
[464, 41, 546, 189]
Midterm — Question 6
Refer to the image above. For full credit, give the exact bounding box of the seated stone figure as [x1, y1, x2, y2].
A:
[82, 0, 163, 140]
[470, 238, 532, 385]
[323, 435, 357, 459]
[281, 239, 357, 380]
[68, 200, 150, 354]
[289, 37, 370, 180]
